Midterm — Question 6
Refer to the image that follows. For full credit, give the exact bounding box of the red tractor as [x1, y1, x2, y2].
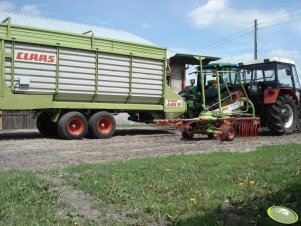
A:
[238, 57, 301, 135]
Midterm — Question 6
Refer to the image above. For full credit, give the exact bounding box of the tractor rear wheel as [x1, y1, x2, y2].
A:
[181, 126, 194, 139]
[57, 111, 88, 140]
[89, 111, 116, 139]
[36, 111, 57, 137]
[269, 94, 297, 135]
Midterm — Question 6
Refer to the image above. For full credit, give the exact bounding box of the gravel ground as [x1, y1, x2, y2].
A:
[0, 126, 301, 171]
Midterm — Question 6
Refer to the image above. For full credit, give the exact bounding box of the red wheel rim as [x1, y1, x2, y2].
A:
[98, 117, 112, 134]
[228, 129, 235, 140]
[67, 118, 84, 136]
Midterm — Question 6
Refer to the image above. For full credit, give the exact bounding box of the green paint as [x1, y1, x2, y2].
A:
[55, 45, 60, 96]
[50, 111, 61, 122]
[92, 51, 99, 102]
[204, 63, 237, 68]
[2, 17, 11, 38]
[10, 42, 15, 93]
[0, 40, 4, 97]
[0, 21, 166, 60]
[52, 101, 163, 111]
[162, 59, 166, 107]
[164, 85, 186, 119]
[216, 71, 222, 111]
[0, 19, 186, 120]
[126, 54, 133, 103]
[0, 89, 53, 110]
[91, 32, 94, 49]
[199, 57, 206, 109]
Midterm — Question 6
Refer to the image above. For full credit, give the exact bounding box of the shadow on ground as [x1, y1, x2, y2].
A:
[114, 128, 174, 136]
[0, 131, 43, 140]
[0, 127, 174, 140]
[172, 180, 301, 226]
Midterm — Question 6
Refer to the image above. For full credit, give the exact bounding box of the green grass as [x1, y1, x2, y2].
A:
[0, 171, 70, 226]
[60, 144, 301, 226]
[0, 144, 300, 225]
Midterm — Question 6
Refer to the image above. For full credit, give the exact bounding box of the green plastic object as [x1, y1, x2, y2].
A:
[267, 206, 299, 224]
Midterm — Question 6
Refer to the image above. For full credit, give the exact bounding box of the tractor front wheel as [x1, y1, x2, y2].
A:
[269, 94, 297, 135]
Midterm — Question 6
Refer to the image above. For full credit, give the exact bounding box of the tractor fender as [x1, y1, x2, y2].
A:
[264, 88, 298, 104]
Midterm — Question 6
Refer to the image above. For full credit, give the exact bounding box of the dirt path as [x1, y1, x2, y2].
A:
[0, 126, 301, 171]
[37, 173, 101, 223]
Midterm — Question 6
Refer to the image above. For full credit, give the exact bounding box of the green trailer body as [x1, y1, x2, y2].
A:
[0, 19, 185, 117]
[0, 18, 185, 121]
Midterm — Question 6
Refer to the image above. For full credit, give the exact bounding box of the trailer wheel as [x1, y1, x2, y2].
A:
[269, 94, 297, 135]
[57, 112, 88, 140]
[37, 111, 57, 137]
[89, 111, 116, 139]
[182, 126, 194, 139]
[220, 126, 235, 141]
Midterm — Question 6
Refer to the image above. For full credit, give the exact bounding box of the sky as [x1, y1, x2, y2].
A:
[1, 0, 301, 72]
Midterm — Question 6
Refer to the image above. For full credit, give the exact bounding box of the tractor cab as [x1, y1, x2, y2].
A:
[171, 54, 240, 117]
[238, 57, 301, 134]
[202, 63, 239, 94]
[170, 54, 220, 117]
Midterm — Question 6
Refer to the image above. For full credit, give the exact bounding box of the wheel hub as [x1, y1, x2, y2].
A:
[281, 104, 294, 128]
[98, 117, 112, 134]
[68, 118, 84, 135]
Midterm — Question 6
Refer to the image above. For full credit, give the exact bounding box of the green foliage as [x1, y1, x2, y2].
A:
[61, 144, 301, 225]
[0, 171, 69, 226]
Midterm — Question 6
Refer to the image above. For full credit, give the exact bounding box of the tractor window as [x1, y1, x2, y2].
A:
[263, 69, 275, 81]
[222, 71, 237, 85]
[241, 70, 252, 83]
[277, 64, 293, 87]
[292, 66, 301, 89]
[240, 66, 275, 83]
[254, 70, 264, 82]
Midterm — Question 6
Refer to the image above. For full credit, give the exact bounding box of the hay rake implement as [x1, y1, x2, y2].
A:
[155, 66, 260, 141]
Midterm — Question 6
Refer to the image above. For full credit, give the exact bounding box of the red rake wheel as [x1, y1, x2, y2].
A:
[181, 126, 194, 139]
[220, 125, 235, 141]
[89, 111, 116, 139]
[226, 127, 235, 141]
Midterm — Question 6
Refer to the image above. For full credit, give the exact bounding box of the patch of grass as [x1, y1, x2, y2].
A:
[61, 144, 301, 225]
[0, 170, 70, 225]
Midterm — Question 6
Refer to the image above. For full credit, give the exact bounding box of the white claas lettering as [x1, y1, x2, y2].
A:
[16, 51, 55, 63]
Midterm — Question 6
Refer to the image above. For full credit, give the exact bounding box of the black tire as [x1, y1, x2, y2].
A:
[220, 126, 235, 141]
[181, 126, 194, 139]
[89, 111, 116, 139]
[36, 111, 57, 137]
[207, 133, 214, 139]
[269, 94, 297, 135]
[57, 112, 88, 140]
